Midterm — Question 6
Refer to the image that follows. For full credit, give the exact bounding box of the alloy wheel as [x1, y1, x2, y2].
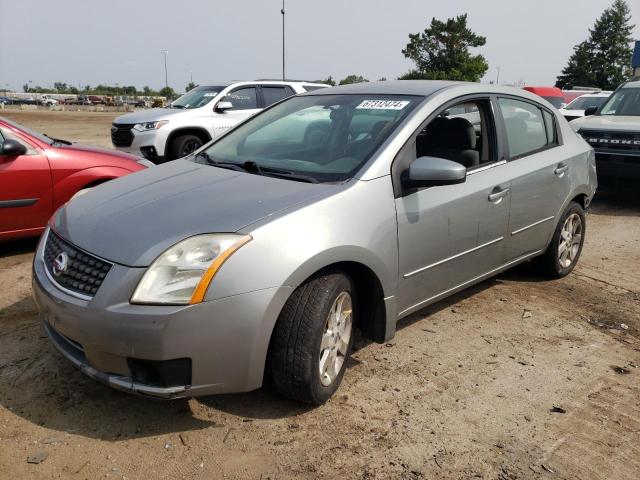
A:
[558, 213, 582, 269]
[318, 291, 353, 387]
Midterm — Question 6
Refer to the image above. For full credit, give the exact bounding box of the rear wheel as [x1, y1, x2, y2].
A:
[167, 134, 203, 160]
[534, 201, 585, 278]
[270, 273, 355, 405]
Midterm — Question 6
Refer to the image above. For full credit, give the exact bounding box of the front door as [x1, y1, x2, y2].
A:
[212, 86, 261, 138]
[0, 128, 52, 236]
[394, 97, 511, 317]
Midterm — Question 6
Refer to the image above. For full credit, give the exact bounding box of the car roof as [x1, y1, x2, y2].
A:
[621, 79, 640, 89]
[303, 80, 464, 96]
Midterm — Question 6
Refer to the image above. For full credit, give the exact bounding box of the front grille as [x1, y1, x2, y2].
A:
[579, 130, 640, 154]
[111, 123, 135, 147]
[44, 230, 112, 298]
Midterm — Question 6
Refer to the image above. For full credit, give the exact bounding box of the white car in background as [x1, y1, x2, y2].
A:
[111, 80, 328, 163]
[559, 92, 611, 122]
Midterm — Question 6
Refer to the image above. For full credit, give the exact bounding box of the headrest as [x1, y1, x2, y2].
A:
[434, 117, 476, 149]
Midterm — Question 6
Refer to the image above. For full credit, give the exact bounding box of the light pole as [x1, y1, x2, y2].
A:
[161, 50, 169, 89]
[496, 67, 500, 85]
[281, 0, 285, 81]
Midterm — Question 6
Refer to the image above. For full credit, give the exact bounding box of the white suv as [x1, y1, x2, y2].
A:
[111, 81, 328, 162]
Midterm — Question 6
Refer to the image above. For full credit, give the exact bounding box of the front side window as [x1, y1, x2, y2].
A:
[196, 94, 422, 182]
[0, 127, 38, 154]
[499, 98, 549, 158]
[220, 87, 258, 110]
[414, 99, 493, 169]
[600, 88, 640, 116]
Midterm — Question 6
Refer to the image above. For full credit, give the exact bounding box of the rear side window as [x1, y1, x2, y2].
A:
[221, 87, 258, 110]
[262, 86, 293, 107]
[498, 98, 550, 159]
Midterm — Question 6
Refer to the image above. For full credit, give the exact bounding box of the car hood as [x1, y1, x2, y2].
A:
[570, 115, 640, 132]
[113, 108, 197, 124]
[52, 160, 338, 267]
[58, 143, 142, 162]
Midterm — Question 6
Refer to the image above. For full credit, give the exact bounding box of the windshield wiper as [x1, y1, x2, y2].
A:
[195, 152, 245, 171]
[44, 134, 72, 145]
[242, 161, 319, 184]
[168, 104, 185, 109]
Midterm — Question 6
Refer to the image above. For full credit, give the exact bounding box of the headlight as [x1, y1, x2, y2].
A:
[133, 120, 168, 132]
[131, 234, 252, 305]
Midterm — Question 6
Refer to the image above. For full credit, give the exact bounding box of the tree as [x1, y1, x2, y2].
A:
[400, 14, 488, 82]
[185, 82, 197, 92]
[159, 86, 176, 100]
[339, 75, 369, 85]
[556, 0, 634, 89]
[316, 76, 336, 86]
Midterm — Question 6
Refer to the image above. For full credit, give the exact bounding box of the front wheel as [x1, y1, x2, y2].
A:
[270, 273, 355, 405]
[167, 134, 203, 160]
[534, 201, 586, 278]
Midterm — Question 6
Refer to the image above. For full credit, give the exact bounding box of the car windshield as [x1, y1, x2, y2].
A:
[600, 88, 640, 116]
[541, 96, 564, 108]
[1, 118, 53, 145]
[565, 96, 609, 110]
[169, 85, 226, 109]
[194, 94, 422, 183]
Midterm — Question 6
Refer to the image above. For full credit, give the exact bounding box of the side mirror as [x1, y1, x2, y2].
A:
[401, 156, 467, 190]
[215, 101, 234, 113]
[0, 139, 27, 157]
[584, 106, 598, 116]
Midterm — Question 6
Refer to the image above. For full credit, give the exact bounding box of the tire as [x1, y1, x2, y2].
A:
[270, 272, 355, 405]
[167, 134, 203, 160]
[534, 201, 585, 278]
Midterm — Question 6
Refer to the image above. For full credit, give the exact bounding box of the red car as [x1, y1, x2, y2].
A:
[522, 86, 565, 108]
[0, 118, 147, 241]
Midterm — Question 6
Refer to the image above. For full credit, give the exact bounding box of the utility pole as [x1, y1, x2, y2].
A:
[161, 50, 169, 89]
[496, 66, 500, 85]
[281, 0, 285, 81]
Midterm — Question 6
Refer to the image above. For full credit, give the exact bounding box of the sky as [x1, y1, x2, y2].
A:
[1, 0, 639, 93]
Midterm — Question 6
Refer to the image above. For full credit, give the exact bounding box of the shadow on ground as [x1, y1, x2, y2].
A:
[0, 237, 39, 259]
[590, 187, 640, 217]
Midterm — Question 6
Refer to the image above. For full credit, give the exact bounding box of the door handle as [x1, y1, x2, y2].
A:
[554, 164, 569, 176]
[488, 188, 510, 203]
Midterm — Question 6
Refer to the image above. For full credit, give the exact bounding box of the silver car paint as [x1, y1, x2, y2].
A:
[33, 81, 597, 398]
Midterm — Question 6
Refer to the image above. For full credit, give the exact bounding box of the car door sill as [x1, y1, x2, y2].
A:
[403, 237, 504, 279]
[398, 249, 544, 318]
[511, 216, 555, 236]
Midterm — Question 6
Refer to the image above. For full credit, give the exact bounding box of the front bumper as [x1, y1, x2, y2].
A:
[32, 232, 292, 399]
[113, 127, 170, 162]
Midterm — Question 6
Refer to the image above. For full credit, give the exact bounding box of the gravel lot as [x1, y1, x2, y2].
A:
[1, 111, 639, 479]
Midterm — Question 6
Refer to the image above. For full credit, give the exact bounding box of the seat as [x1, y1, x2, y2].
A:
[419, 117, 480, 168]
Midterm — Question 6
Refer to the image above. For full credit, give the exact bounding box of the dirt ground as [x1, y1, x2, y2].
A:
[1, 111, 639, 480]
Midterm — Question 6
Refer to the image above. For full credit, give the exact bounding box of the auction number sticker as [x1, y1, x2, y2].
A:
[356, 100, 409, 110]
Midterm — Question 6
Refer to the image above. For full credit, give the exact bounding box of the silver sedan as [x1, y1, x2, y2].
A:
[32, 81, 597, 404]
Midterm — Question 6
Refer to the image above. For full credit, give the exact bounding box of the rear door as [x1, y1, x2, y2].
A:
[497, 97, 571, 259]
[259, 85, 295, 108]
[0, 127, 53, 236]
